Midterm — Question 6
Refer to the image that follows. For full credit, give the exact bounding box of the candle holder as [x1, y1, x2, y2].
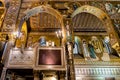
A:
[55, 30, 63, 46]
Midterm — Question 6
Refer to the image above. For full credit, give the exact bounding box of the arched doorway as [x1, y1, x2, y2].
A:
[72, 5, 120, 48]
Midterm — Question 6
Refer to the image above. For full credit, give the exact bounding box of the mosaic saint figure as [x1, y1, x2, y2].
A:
[105, 3, 115, 15]
[103, 37, 112, 54]
[91, 36, 103, 54]
[73, 36, 81, 54]
[106, 3, 120, 14]
[82, 40, 90, 60]
[40, 36, 46, 46]
[88, 41, 96, 59]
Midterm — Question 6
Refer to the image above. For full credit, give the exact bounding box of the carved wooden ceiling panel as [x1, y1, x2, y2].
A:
[73, 12, 106, 32]
[30, 12, 61, 32]
[17, 0, 120, 33]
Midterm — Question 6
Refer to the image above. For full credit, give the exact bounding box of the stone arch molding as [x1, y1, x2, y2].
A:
[18, 5, 64, 37]
[72, 5, 120, 47]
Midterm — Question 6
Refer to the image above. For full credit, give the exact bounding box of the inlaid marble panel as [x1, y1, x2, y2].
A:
[7, 48, 35, 68]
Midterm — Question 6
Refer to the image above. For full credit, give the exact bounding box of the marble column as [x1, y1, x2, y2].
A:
[67, 42, 75, 80]
[66, 22, 75, 80]
[0, 67, 7, 80]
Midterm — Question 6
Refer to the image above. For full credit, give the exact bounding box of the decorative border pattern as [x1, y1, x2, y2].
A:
[2, 0, 21, 32]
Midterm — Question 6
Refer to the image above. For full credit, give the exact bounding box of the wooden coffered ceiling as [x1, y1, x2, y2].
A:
[18, 0, 120, 34]
[30, 12, 61, 32]
[73, 12, 105, 32]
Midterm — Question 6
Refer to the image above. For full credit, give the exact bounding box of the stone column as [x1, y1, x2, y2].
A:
[34, 71, 39, 80]
[0, 67, 7, 80]
[66, 21, 75, 80]
[67, 42, 75, 80]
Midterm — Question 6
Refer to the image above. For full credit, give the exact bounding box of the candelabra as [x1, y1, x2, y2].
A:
[55, 30, 63, 46]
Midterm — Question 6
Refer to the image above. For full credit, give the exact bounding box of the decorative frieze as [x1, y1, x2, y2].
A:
[75, 67, 120, 76]
[74, 59, 120, 66]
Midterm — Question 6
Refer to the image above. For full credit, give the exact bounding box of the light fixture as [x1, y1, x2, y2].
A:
[55, 30, 63, 46]
[13, 31, 19, 39]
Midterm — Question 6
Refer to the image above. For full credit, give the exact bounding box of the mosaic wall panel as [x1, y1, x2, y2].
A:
[2, 0, 21, 32]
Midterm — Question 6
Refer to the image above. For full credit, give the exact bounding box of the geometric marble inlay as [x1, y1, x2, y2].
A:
[7, 48, 34, 67]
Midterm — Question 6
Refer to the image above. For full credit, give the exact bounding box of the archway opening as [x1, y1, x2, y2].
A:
[72, 5, 120, 47]
[15, 5, 65, 47]
[72, 5, 120, 60]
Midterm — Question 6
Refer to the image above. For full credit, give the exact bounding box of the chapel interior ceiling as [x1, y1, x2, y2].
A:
[72, 12, 106, 32]
[0, 0, 119, 34]
[18, 0, 120, 33]
[30, 12, 61, 32]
